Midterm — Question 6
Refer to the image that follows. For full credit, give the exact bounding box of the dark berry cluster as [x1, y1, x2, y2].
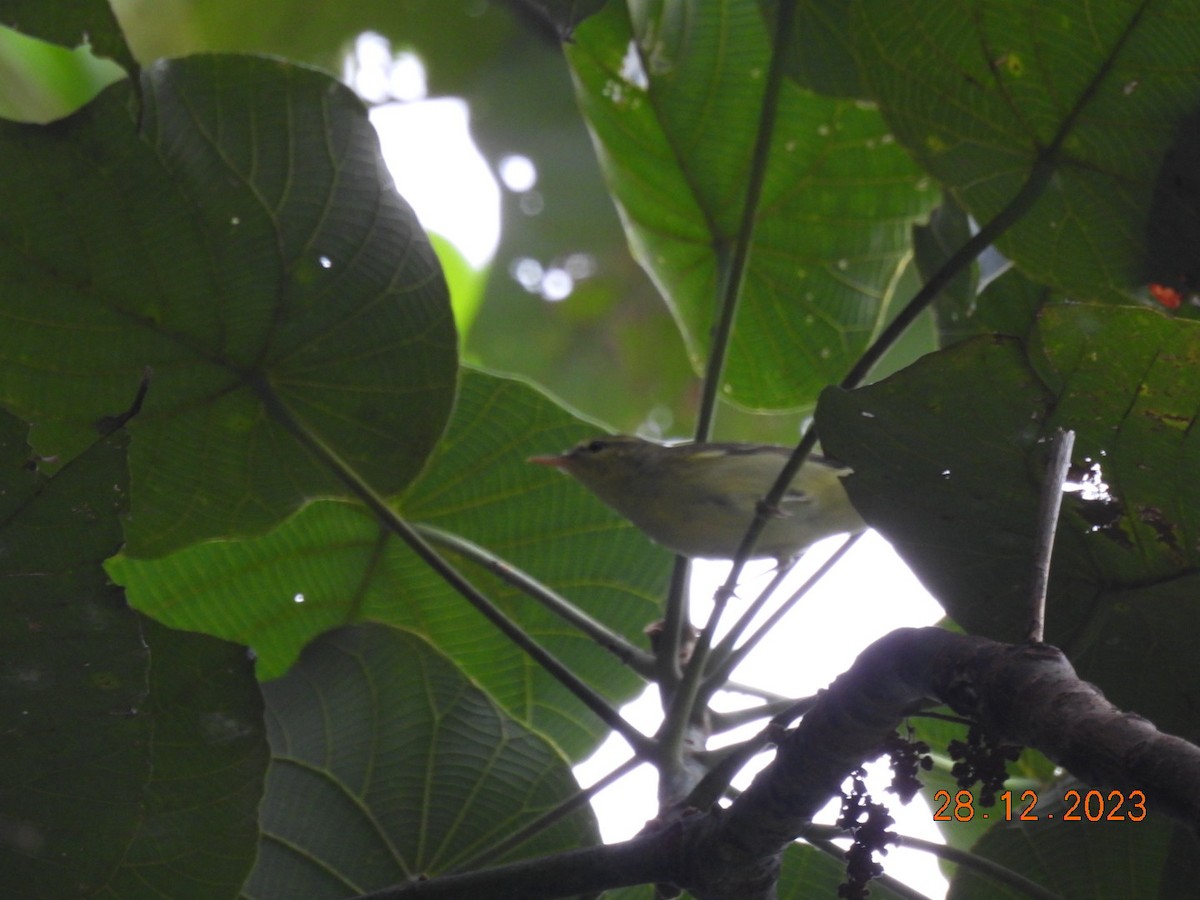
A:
[947, 723, 1021, 806]
[884, 728, 933, 804]
[836, 769, 898, 899]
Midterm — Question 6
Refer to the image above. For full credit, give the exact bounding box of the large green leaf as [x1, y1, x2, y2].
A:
[117, 0, 697, 436]
[0, 55, 456, 558]
[566, 0, 937, 410]
[117, 0, 512, 78]
[847, 0, 1200, 305]
[244, 624, 600, 898]
[818, 303, 1200, 742]
[109, 368, 669, 758]
[0, 407, 267, 898]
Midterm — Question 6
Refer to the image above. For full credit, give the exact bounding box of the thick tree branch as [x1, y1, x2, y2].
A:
[722, 627, 1200, 858]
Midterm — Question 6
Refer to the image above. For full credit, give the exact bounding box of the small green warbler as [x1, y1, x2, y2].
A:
[529, 435, 864, 562]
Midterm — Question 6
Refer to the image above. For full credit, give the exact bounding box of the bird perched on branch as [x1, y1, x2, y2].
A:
[530, 435, 864, 562]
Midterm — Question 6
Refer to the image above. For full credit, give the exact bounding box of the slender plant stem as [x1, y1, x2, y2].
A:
[894, 834, 1062, 900]
[693, 0, 798, 441]
[657, 555, 692, 690]
[702, 533, 862, 701]
[415, 523, 657, 679]
[797, 831, 936, 900]
[1027, 428, 1074, 643]
[682, 693, 817, 810]
[707, 534, 857, 675]
[249, 375, 654, 757]
[722, 680, 791, 703]
[703, 559, 795, 673]
[657, 0, 799, 774]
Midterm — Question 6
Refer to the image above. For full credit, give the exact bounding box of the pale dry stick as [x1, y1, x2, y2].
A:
[1027, 428, 1075, 643]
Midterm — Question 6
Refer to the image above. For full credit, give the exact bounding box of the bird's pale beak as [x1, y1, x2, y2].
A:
[527, 454, 568, 468]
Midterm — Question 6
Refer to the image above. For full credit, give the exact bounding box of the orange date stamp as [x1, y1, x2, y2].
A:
[933, 788, 1148, 823]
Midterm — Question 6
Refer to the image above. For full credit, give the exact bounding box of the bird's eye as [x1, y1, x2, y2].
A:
[585, 439, 609, 454]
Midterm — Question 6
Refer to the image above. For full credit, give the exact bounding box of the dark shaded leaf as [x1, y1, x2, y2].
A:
[948, 786, 1199, 899]
[851, 0, 1200, 305]
[818, 304, 1200, 742]
[0, 56, 457, 557]
[765, 0, 866, 98]
[245, 624, 599, 897]
[512, 0, 609, 40]
[0, 407, 267, 898]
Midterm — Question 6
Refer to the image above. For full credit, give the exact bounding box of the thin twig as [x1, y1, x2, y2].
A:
[892, 833, 1062, 900]
[683, 693, 817, 811]
[1027, 428, 1074, 643]
[415, 524, 657, 679]
[692, 0, 798, 441]
[703, 559, 797, 674]
[708, 694, 816, 735]
[657, 555, 692, 691]
[794, 829, 933, 900]
[722, 680, 791, 704]
[703, 533, 862, 699]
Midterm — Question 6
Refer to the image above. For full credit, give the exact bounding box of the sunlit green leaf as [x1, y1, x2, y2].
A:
[109, 369, 668, 758]
[0, 25, 126, 123]
[568, 0, 937, 409]
[0, 0, 138, 77]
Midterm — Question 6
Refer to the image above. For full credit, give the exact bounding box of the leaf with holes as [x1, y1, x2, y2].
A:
[818, 303, 1200, 741]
